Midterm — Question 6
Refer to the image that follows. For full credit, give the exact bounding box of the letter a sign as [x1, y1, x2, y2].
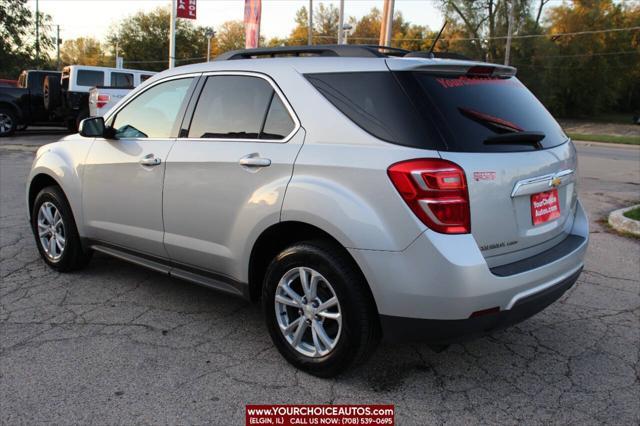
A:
[177, 0, 196, 19]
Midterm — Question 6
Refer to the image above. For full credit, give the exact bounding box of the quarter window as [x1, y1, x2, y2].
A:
[112, 77, 193, 139]
[188, 75, 295, 140]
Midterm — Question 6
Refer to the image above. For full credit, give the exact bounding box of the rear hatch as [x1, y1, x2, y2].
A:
[305, 60, 578, 266]
[389, 60, 578, 265]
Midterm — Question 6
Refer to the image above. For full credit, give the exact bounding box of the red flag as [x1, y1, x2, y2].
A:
[244, 0, 261, 48]
[177, 0, 197, 20]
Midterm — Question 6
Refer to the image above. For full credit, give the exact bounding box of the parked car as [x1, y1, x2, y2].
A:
[43, 65, 155, 130]
[88, 70, 156, 117]
[0, 70, 62, 136]
[27, 45, 588, 376]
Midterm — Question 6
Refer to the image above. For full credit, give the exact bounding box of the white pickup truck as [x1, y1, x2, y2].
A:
[88, 70, 156, 116]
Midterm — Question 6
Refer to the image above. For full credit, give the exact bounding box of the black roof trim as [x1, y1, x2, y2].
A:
[215, 45, 411, 61]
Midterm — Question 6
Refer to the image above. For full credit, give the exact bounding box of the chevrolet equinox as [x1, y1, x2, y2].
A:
[27, 45, 588, 377]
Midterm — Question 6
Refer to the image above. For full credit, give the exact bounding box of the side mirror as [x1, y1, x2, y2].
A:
[79, 116, 116, 139]
[79, 116, 104, 137]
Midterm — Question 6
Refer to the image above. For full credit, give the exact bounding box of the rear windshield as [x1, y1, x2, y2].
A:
[305, 71, 567, 152]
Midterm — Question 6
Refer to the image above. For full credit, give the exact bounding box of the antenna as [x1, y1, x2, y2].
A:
[428, 20, 448, 58]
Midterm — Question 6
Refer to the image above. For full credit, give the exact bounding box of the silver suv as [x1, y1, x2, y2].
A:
[27, 46, 588, 377]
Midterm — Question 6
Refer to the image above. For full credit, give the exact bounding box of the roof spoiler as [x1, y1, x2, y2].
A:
[390, 62, 517, 78]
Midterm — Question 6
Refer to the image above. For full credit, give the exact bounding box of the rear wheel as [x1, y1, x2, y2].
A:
[31, 186, 92, 271]
[263, 240, 380, 377]
[0, 108, 17, 137]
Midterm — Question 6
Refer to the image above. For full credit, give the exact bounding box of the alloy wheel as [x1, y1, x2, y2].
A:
[0, 113, 13, 134]
[37, 202, 66, 261]
[274, 267, 342, 358]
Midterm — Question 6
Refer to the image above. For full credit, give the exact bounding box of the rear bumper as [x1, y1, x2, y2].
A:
[380, 267, 582, 343]
[348, 199, 589, 328]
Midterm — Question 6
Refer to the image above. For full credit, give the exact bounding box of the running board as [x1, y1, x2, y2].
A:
[90, 243, 248, 299]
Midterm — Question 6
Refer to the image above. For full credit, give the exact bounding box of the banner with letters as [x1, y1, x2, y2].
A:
[244, 0, 261, 48]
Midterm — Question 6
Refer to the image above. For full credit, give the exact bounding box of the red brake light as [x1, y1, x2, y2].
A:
[466, 66, 495, 76]
[388, 159, 471, 234]
[96, 94, 110, 109]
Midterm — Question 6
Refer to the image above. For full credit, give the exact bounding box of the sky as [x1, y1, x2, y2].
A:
[27, 0, 446, 43]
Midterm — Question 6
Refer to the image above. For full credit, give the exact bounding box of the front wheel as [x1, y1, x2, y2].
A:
[31, 186, 92, 271]
[0, 108, 17, 137]
[262, 241, 380, 377]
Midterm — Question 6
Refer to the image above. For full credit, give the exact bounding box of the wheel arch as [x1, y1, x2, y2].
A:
[28, 173, 63, 217]
[27, 144, 87, 236]
[0, 101, 22, 122]
[247, 221, 378, 314]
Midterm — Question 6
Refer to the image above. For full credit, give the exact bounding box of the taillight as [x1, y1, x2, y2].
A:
[96, 94, 110, 109]
[388, 159, 471, 234]
[466, 66, 495, 76]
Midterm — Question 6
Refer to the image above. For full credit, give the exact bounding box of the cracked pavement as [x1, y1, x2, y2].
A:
[1, 139, 639, 424]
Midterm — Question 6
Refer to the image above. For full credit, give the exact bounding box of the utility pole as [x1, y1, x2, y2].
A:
[205, 29, 215, 62]
[342, 24, 352, 45]
[56, 25, 60, 70]
[35, 0, 40, 68]
[505, 0, 515, 65]
[169, 0, 176, 68]
[384, 0, 395, 46]
[308, 0, 313, 45]
[379, 0, 395, 46]
[337, 0, 344, 45]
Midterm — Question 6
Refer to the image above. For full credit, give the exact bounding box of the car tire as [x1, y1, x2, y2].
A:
[0, 108, 17, 137]
[31, 186, 92, 272]
[262, 240, 380, 377]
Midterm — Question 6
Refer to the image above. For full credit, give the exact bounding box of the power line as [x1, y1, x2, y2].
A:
[310, 25, 640, 42]
[531, 50, 640, 59]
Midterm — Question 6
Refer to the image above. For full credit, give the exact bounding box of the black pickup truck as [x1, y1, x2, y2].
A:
[0, 70, 64, 136]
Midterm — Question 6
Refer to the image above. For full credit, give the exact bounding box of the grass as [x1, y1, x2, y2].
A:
[560, 113, 635, 124]
[567, 132, 640, 145]
[623, 206, 640, 221]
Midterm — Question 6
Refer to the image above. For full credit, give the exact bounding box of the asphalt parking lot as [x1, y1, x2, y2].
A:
[1, 132, 639, 424]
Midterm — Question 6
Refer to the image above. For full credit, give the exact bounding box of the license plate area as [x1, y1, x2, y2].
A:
[531, 188, 561, 226]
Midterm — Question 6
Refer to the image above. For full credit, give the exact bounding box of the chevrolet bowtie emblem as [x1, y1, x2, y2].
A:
[550, 177, 562, 188]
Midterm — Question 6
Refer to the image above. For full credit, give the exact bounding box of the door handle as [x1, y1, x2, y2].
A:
[239, 154, 271, 168]
[139, 154, 161, 166]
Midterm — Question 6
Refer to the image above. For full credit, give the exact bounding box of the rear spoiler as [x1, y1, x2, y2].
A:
[387, 59, 517, 78]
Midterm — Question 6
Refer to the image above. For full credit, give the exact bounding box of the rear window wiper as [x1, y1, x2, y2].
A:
[458, 107, 523, 134]
[483, 131, 546, 149]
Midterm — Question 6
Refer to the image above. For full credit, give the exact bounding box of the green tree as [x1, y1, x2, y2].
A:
[60, 37, 110, 67]
[0, 0, 53, 77]
[538, 0, 640, 116]
[107, 7, 208, 71]
[213, 20, 246, 54]
[440, 0, 526, 61]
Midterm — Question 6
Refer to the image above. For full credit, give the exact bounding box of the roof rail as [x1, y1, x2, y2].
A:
[215, 44, 410, 61]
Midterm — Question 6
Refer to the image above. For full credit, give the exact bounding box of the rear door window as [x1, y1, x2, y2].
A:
[395, 72, 567, 152]
[76, 70, 104, 87]
[261, 95, 295, 140]
[188, 75, 289, 140]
